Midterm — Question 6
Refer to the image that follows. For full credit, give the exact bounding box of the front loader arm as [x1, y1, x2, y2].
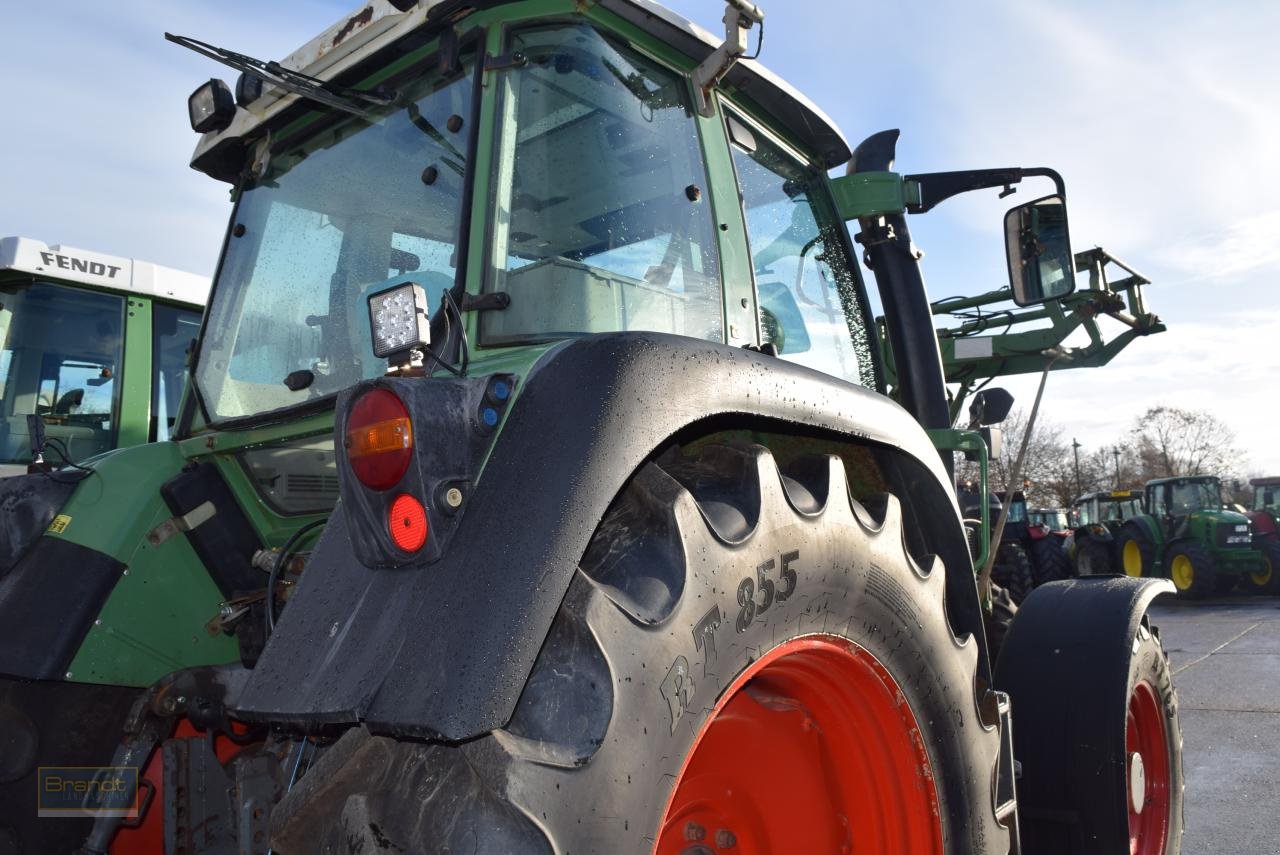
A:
[876, 247, 1165, 421]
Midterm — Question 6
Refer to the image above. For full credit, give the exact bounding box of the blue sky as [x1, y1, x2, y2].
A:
[3, 0, 1277, 471]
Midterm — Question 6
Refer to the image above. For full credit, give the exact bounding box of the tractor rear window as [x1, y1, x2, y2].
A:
[480, 24, 724, 346]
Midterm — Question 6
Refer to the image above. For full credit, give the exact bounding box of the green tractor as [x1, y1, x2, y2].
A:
[1117, 475, 1272, 597]
[1068, 489, 1144, 575]
[0, 2, 1184, 853]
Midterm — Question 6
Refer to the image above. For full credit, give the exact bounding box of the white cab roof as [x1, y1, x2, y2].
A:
[0, 236, 209, 307]
[193, 0, 851, 175]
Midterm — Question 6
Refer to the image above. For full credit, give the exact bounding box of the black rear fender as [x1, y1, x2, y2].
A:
[236, 333, 984, 739]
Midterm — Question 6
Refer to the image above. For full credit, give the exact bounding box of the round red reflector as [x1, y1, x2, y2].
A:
[347, 388, 412, 490]
[388, 493, 428, 552]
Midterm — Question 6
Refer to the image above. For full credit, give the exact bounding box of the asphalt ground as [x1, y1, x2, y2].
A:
[1147, 594, 1280, 855]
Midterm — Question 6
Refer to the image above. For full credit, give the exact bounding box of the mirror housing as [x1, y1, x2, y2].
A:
[968, 387, 1014, 427]
[1004, 194, 1076, 306]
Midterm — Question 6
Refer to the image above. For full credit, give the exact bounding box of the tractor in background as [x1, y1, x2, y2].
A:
[1028, 507, 1069, 531]
[1247, 477, 1280, 591]
[996, 490, 1071, 600]
[1067, 488, 1144, 575]
[0, 237, 206, 477]
[1117, 475, 1273, 596]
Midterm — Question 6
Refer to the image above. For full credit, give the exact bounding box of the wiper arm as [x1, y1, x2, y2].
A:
[165, 32, 396, 121]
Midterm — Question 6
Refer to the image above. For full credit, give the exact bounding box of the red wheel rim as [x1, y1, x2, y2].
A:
[1127, 680, 1171, 855]
[654, 635, 943, 855]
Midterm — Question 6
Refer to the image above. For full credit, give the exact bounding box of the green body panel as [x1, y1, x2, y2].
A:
[1133, 508, 1263, 577]
[116, 296, 153, 448]
[928, 428, 990, 576]
[48, 441, 239, 685]
[1129, 513, 1165, 549]
[829, 171, 915, 220]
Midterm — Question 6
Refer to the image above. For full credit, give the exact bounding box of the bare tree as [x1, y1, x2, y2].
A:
[1131, 406, 1243, 481]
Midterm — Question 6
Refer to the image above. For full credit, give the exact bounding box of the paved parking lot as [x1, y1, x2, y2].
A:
[1148, 594, 1280, 855]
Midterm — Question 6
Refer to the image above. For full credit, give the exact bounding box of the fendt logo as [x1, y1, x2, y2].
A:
[39, 251, 121, 278]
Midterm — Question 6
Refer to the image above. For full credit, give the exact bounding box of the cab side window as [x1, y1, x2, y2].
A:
[727, 115, 875, 388]
[1150, 486, 1168, 517]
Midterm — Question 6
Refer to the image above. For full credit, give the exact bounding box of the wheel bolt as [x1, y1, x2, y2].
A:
[684, 821, 706, 841]
[716, 828, 737, 849]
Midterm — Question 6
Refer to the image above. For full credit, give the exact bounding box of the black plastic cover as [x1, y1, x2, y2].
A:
[0, 536, 125, 679]
[336, 374, 511, 568]
[0, 472, 84, 576]
[161, 462, 263, 596]
[236, 333, 963, 739]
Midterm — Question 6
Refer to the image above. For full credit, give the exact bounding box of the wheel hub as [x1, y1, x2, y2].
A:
[655, 636, 943, 855]
[1128, 751, 1146, 814]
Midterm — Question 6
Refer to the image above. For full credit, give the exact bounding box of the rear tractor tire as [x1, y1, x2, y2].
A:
[1241, 541, 1280, 595]
[1166, 541, 1217, 600]
[269, 443, 1007, 854]
[1117, 524, 1156, 578]
[1031, 535, 1072, 585]
[994, 541, 1036, 604]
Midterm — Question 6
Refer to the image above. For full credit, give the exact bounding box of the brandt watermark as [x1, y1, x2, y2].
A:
[37, 767, 139, 818]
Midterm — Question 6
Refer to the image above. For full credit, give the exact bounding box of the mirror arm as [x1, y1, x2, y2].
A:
[904, 167, 1066, 214]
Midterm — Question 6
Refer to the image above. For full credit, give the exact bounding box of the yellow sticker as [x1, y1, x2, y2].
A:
[48, 514, 71, 534]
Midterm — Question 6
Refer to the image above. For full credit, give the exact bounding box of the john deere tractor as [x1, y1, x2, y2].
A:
[0, 2, 1183, 853]
[1247, 477, 1280, 592]
[1068, 489, 1144, 575]
[1117, 475, 1270, 597]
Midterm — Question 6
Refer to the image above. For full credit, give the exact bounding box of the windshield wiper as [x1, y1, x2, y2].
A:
[165, 32, 397, 121]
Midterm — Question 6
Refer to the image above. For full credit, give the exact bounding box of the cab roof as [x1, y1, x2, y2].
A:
[1250, 477, 1280, 488]
[0, 236, 209, 307]
[1146, 475, 1220, 487]
[1073, 490, 1139, 503]
[190, 0, 852, 181]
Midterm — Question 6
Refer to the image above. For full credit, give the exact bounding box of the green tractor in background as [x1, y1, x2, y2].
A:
[1068, 489, 1144, 575]
[1117, 475, 1274, 597]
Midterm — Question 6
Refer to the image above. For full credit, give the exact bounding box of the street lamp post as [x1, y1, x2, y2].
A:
[1072, 438, 1082, 496]
[1112, 447, 1122, 488]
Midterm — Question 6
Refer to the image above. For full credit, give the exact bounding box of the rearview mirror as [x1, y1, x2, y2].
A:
[1004, 194, 1075, 306]
[968, 387, 1014, 427]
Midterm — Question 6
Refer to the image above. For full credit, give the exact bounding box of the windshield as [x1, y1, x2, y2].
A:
[1035, 510, 1068, 530]
[480, 24, 723, 346]
[1255, 485, 1279, 512]
[1005, 498, 1027, 523]
[1101, 497, 1142, 521]
[195, 56, 475, 422]
[1170, 480, 1221, 514]
[0, 280, 124, 464]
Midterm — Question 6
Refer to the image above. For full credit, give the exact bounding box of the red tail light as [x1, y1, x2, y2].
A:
[346, 388, 413, 490]
[389, 493, 428, 552]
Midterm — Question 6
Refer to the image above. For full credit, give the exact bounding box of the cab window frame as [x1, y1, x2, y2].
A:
[717, 100, 882, 392]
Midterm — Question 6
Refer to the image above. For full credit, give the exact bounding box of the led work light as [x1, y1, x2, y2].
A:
[368, 282, 431, 367]
[188, 78, 236, 134]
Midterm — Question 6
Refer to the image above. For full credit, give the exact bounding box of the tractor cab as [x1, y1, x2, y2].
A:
[0, 237, 207, 476]
[1028, 507, 1069, 532]
[1074, 489, 1143, 528]
[1144, 476, 1238, 538]
[1249, 477, 1280, 534]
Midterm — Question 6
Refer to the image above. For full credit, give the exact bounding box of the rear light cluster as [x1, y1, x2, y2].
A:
[341, 374, 516, 560]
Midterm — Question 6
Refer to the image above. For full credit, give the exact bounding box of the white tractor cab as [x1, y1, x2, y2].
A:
[0, 237, 208, 476]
